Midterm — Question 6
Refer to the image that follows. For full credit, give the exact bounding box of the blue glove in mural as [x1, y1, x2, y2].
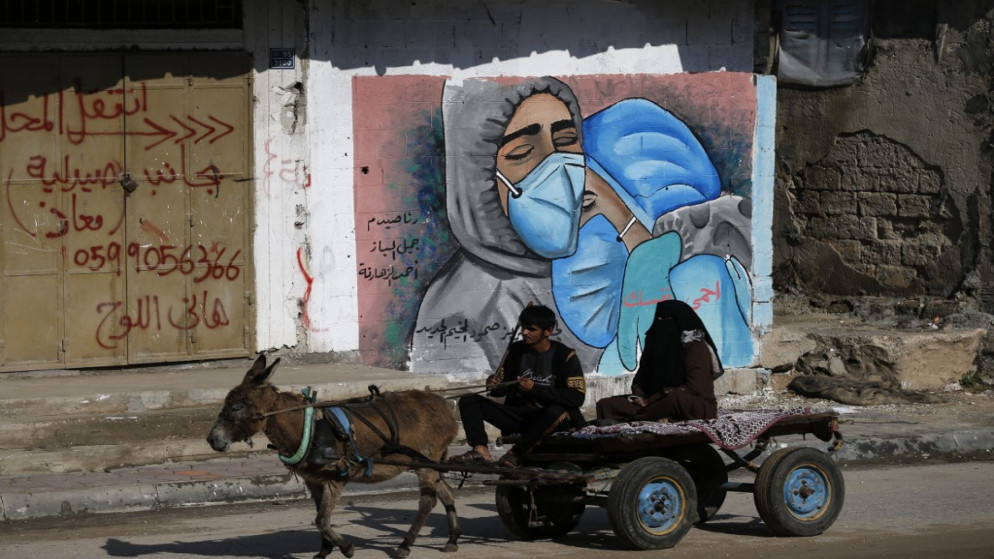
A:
[582, 98, 721, 229]
[553, 99, 722, 349]
[616, 232, 683, 371]
[670, 254, 754, 367]
[551, 214, 629, 347]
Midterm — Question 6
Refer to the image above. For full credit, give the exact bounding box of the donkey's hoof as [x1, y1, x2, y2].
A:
[443, 543, 459, 553]
[394, 545, 411, 558]
[339, 542, 355, 559]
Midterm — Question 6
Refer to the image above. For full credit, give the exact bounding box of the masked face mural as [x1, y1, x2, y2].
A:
[496, 151, 585, 258]
[553, 97, 725, 350]
[495, 93, 587, 259]
[352, 73, 763, 376]
[406, 77, 600, 375]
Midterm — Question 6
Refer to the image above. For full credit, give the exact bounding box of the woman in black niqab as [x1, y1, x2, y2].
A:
[595, 300, 721, 423]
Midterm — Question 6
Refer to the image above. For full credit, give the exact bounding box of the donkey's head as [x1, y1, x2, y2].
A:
[207, 354, 280, 452]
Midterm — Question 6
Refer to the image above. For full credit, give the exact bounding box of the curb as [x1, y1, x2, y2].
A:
[0, 460, 421, 521]
[830, 428, 994, 463]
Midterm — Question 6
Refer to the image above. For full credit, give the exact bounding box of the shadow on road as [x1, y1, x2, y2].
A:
[99, 498, 778, 558]
[101, 500, 521, 558]
[103, 530, 316, 559]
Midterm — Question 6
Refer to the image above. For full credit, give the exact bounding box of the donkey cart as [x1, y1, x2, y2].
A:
[209, 357, 844, 557]
[444, 408, 845, 551]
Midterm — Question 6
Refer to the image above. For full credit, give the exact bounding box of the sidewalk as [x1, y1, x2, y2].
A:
[1, 357, 993, 522]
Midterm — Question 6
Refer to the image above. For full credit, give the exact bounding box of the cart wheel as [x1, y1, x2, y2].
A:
[495, 483, 585, 540]
[664, 444, 728, 524]
[606, 456, 697, 550]
[753, 447, 845, 536]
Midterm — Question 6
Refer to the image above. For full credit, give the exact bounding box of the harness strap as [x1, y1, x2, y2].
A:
[325, 406, 374, 477]
[271, 387, 437, 472]
[344, 401, 437, 465]
[348, 401, 396, 446]
[278, 405, 315, 466]
[326, 406, 352, 436]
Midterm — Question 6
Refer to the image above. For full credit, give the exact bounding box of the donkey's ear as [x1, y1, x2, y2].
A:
[264, 357, 281, 381]
[243, 354, 279, 385]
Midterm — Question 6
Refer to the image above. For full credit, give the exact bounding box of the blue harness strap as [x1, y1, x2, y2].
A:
[327, 406, 351, 433]
[326, 406, 374, 477]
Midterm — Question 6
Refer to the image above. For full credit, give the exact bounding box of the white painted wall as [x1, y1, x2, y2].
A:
[246, 1, 311, 351]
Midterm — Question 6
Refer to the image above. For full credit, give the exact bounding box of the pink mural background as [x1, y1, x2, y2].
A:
[352, 73, 757, 370]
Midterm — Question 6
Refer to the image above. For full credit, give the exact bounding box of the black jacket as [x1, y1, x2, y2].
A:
[491, 339, 586, 424]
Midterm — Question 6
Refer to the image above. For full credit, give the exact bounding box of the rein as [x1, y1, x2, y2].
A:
[432, 380, 520, 400]
[261, 307, 528, 418]
[258, 384, 383, 418]
[259, 381, 520, 419]
[260, 398, 350, 418]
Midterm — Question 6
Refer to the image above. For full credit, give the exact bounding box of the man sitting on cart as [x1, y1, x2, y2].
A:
[448, 304, 587, 468]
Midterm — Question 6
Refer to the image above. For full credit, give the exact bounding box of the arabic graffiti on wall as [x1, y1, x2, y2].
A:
[350, 76, 454, 366]
[263, 137, 310, 195]
[1, 77, 242, 354]
[353, 73, 758, 373]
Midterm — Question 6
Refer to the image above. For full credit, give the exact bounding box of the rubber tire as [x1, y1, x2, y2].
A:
[753, 447, 845, 537]
[606, 456, 697, 550]
[663, 444, 728, 524]
[495, 484, 585, 540]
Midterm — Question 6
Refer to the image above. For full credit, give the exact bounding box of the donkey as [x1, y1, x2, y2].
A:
[207, 354, 460, 558]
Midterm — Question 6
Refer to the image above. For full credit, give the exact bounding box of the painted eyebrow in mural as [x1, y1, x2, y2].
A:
[550, 119, 576, 134]
[499, 119, 576, 148]
[500, 123, 541, 147]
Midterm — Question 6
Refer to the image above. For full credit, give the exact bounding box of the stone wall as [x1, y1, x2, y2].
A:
[772, 2, 994, 315]
[769, 1, 994, 381]
[789, 132, 957, 295]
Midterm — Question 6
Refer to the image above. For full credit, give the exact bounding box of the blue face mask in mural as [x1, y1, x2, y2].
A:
[552, 214, 629, 347]
[498, 152, 585, 259]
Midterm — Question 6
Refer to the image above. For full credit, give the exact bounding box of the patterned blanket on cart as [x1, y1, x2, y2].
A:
[566, 406, 812, 450]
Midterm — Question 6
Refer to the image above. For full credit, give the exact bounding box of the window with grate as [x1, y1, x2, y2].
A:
[0, 0, 242, 29]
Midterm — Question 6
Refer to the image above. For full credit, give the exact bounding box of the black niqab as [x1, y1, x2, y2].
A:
[632, 300, 722, 395]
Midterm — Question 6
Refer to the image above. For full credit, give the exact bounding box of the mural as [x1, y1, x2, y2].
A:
[353, 74, 758, 375]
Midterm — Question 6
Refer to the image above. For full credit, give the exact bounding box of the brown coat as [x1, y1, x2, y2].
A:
[596, 340, 718, 421]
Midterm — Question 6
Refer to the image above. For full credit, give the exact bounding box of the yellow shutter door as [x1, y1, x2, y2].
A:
[0, 52, 252, 372]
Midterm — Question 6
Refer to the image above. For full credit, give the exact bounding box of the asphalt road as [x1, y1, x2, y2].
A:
[2, 461, 993, 558]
